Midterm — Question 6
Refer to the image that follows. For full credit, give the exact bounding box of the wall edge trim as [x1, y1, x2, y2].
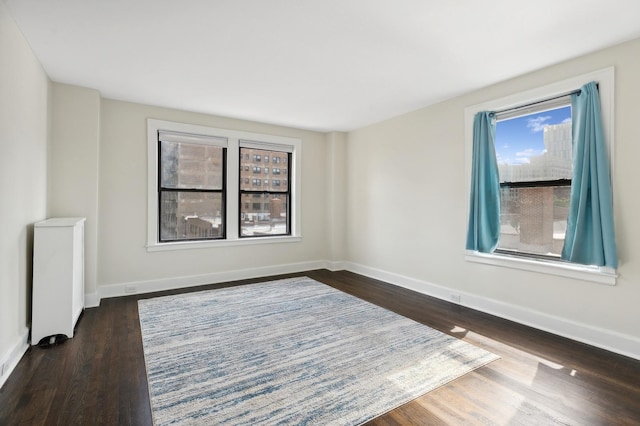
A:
[97, 260, 329, 300]
[343, 261, 640, 361]
[0, 327, 29, 390]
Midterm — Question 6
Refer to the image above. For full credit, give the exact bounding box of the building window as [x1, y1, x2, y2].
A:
[464, 68, 616, 284]
[239, 145, 291, 237]
[157, 131, 227, 242]
[495, 100, 572, 258]
[148, 119, 301, 250]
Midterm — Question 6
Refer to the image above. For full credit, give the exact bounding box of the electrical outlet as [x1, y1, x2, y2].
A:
[124, 285, 137, 294]
[450, 294, 461, 303]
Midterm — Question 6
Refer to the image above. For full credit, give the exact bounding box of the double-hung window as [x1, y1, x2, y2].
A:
[494, 98, 572, 258]
[158, 131, 227, 242]
[239, 145, 291, 237]
[148, 119, 301, 250]
[464, 68, 616, 284]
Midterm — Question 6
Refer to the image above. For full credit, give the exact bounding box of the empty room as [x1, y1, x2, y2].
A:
[1, 0, 639, 424]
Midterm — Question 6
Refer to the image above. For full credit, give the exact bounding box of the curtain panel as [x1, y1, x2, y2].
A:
[466, 111, 500, 253]
[561, 82, 618, 268]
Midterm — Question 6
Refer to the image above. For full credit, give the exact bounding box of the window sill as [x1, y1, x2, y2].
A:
[147, 235, 302, 252]
[465, 250, 617, 285]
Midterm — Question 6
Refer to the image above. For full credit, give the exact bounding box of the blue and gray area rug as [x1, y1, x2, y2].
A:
[138, 276, 499, 425]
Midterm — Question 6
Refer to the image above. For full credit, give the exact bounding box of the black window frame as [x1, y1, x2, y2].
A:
[239, 147, 291, 238]
[157, 138, 227, 243]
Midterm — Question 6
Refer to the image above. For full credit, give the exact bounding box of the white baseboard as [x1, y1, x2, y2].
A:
[98, 260, 329, 300]
[85, 292, 100, 308]
[342, 261, 640, 361]
[0, 327, 29, 390]
[325, 260, 346, 272]
[93, 258, 639, 360]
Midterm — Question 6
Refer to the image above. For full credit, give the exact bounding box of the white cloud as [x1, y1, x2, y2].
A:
[562, 117, 571, 123]
[527, 115, 552, 132]
[499, 155, 531, 165]
[512, 157, 531, 164]
[516, 148, 541, 157]
[499, 148, 546, 165]
[507, 147, 545, 165]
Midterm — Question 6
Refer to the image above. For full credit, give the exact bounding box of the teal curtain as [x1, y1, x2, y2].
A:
[466, 111, 500, 252]
[561, 82, 618, 268]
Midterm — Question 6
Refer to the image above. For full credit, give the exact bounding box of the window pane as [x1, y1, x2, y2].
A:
[495, 104, 572, 257]
[496, 106, 572, 183]
[240, 147, 289, 192]
[498, 186, 571, 256]
[160, 191, 223, 241]
[160, 141, 223, 189]
[240, 194, 289, 236]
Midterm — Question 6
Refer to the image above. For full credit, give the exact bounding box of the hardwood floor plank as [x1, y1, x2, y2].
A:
[1, 270, 638, 425]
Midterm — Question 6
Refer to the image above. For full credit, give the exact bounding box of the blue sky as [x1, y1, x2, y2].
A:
[495, 106, 571, 165]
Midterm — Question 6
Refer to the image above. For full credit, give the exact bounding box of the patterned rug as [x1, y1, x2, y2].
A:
[138, 277, 499, 425]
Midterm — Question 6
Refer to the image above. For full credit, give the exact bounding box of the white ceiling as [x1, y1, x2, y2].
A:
[5, 0, 640, 132]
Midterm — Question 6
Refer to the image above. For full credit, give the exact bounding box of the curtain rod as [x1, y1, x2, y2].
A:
[492, 83, 600, 117]
[492, 88, 581, 117]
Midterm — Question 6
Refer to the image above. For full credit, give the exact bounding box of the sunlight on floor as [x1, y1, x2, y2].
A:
[417, 378, 527, 423]
[449, 324, 575, 382]
[423, 324, 586, 423]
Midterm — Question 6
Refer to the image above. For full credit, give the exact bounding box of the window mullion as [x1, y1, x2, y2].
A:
[226, 138, 240, 240]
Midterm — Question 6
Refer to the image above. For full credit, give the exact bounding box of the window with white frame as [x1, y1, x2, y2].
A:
[464, 68, 616, 284]
[147, 119, 302, 250]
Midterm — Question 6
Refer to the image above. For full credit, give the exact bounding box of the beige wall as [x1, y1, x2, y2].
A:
[97, 99, 329, 290]
[0, 2, 49, 383]
[3, 0, 638, 370]
[325, 132, 347, 263]
[49, 83, 101, 303]
[346, 38, 640, 357]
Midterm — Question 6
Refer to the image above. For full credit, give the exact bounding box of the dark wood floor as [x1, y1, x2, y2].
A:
[1, 269, 639, 425]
